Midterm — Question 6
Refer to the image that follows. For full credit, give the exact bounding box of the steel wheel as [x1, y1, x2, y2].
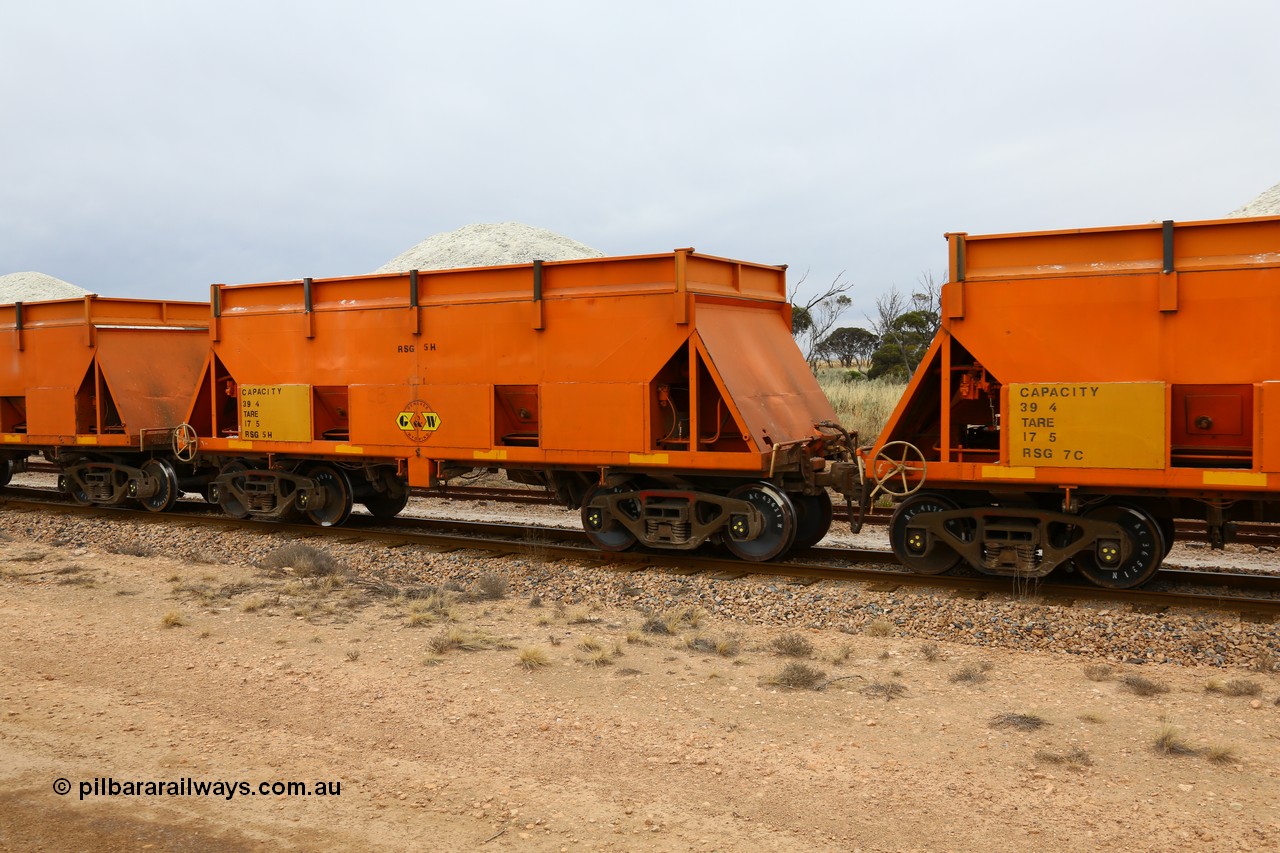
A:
[1073, 504, 1165, 589]
[306, 464, 354, 527]
[790, 490, 833, 550]
[581, 482, 639, 552]
[724, 482, 797, 562]
[889, 493, 964, 575]
[139, 458, 179, 513]
[1157, 514, 1176, 558]
[362, 482, 410, 519]
[0, 458, 11, 488]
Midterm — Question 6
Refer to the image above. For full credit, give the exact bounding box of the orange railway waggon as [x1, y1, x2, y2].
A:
[0, 296, 210, 508]
[184, 250, 859, 560]
[4, 216, 1277, 589]
[866, 215, 1280, 588]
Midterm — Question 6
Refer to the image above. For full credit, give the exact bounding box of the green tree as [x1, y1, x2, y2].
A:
[820, 326, 879, 369]
[866, 274, 943, 380]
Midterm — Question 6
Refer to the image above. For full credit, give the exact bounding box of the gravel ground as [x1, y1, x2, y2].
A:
[2, 491, 1277, 672]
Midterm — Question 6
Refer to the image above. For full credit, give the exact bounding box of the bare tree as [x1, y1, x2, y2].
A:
[788, 270, 853, 371]
[866, 271, 944, 380]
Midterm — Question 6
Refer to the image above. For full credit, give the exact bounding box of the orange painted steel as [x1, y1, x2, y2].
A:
[867, 215, 1280, 586]
[0, 296, 210, 449]
[872, 215, 1280, 494]
[194, 250, 839, 487]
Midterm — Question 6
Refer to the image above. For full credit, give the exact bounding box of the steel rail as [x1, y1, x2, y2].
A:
[1, 492, 1276, 619]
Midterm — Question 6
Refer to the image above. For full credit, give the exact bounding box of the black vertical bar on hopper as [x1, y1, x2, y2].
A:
[14, 301, 22, 352]
[1162, 220, 1175, 274]
[532, 259, 543, 301]
[409, 269, 419, 307]
[303, 277, 314, 312]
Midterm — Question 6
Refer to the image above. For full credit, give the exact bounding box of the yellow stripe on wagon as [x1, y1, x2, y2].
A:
[981, 465, 1036, 480]
[1202, 471, 1268, 488]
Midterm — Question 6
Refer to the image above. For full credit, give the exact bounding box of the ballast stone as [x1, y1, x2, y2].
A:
[1228, 181, 1280, 218]
[376, 222, 605, 273]
[0, 272, 91, 303]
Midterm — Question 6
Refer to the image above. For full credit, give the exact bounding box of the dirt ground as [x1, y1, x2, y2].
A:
[1, 530, 1278, 852]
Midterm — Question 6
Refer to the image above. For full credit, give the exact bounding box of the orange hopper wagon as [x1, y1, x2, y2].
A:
[0, 296, 210, 509]
[865, 215, 1280, 588]
[189, 251, 858, 558]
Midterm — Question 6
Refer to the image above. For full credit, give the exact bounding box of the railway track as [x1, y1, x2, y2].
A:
[2, 488, 1277, 620]
[24, 461, 1280, 547]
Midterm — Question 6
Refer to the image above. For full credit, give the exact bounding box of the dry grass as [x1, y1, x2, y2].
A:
[864, 618, 894, 638]
[576, 636, 603, 652]
[428, 626, 493, 654]
[817, 373, 907, 441]
[583, 649, 614, 667]
[240, 595, 268, 613]
[861, 681, 907, 701]
[1153, 725, 1198, 756]
[1250, 649, 1277, 673]
[990, 712, 1048, 731]
[1082, 663, 1114, 682]
[470, 571, 508, 600]
[260, 543, 342, 578]
[640, 606, 704, 635]
[769, 632, 814, 658]
[566, 606, 600, 625]
[160, 610, 187, 628]
[1078, 711, 1107, 724]
[1034, 747, 1093, 769]
[1203, 743, 1239, 764]
[919, 641, 941, 662]
[684, 633, 741, 657]
[406, 610, 434, 628]
[1204, 678, 1262, 697]
[762, 662, 827, 690]
[1120, 674, 1169, 697]
[949, 662, 991, 685]
[344, 648, 360, 662]
[517, 646, 550, 671]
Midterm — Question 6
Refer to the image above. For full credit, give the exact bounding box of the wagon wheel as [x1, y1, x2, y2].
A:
[869, 441, 927, 500]
[306, 463, 354, 528]
[581, 482, 640, 552]
[724, 482, 797, 562]
[171, 423, 198, 463]
[362, 480, 410, 519]
[139, 458, 179, 513]
[789, 490, 834, 550]
[1072, 504, 1165, 589]
[888, 492, 964, 575]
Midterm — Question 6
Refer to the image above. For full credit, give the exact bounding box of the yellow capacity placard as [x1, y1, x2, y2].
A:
[239, 384, 312, 442]
[1007, 382, 1165, 469]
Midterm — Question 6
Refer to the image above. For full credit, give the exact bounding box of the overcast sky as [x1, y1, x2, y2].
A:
[2, 1, 1277, 323]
